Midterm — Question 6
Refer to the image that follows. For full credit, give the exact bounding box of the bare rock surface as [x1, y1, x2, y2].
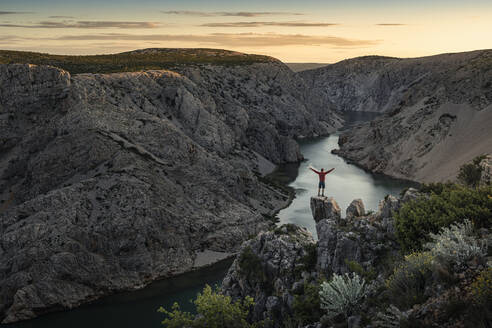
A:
[301, 50, 492, 182]
[310, 196, 341, 223]
[222, 224, 316, 325]
[0, 57, 340, 323]
[346, 199, 365, 219]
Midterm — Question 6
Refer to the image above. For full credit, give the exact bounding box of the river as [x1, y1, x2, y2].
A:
[270, 111, 417, 239]
[3, 111, 416, 328]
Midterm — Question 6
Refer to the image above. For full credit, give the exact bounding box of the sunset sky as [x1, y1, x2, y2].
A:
[1, 0, 491, 63]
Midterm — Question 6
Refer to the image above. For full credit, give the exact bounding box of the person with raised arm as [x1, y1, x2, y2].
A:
[309, 165, 335, 197]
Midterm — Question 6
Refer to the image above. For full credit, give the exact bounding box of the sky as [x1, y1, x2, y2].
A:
[0, 0, 491, 63]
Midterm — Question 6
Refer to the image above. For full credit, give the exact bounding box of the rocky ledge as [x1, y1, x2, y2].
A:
[221, 189, 421, 327]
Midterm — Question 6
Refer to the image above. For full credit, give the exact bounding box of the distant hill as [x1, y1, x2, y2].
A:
[0, 48, 276, 74]
[285, 62, 329, 72]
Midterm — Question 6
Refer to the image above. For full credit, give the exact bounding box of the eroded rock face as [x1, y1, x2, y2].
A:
[221, 225, 315, 325]
[313, 196, 399, 275]
[0, 61, 340, 323]
[302, 50, 492, 182]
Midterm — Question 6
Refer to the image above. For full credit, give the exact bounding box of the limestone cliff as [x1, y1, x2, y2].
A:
[0, 51, 340, 323]
[301, 50, 492, 182]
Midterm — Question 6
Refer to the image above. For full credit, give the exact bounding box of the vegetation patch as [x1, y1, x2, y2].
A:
[0, 48, 275, 74]
[395, 183, 492, 251]
[319, 273, 370, 320]
[291, 281, 323, 326]
[457, 154, 488, 188]
[385, 252, 434, 309]
[237, 246, 274, 295]
[345, 260, 377, 281]
[424, 219, 486, 270]
[158, 284, 261, 328]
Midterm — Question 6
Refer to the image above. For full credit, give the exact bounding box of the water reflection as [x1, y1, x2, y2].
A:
[273, 111, 417, 239]
[2, 259, 233, 328]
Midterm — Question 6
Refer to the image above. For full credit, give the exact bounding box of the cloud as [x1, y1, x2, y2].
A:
[0, 21, 161, 29]
[161, 10, 303, 17]
[376, 23, 407, 26]
[200, 21, 339, 27]
[0, 11, 33, 15]
[53, 32, 379, 47]
[0, 35, 21, 41]
[48, 16, 76, 19]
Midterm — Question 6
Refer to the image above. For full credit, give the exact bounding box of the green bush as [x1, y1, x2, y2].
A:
[345, 260, 377, 281]
[374, 304, 409, 328]
[395, 183, 492, 251]
[158, 284, 259, 328]
[291, 281, 322, 326]
[299, 243, 318, 272]
[385, 252, 434, 309]
[470, 268, 492, 305]
[319, 273, 370, 319]
[238, 246, 266, 283]
[425, 219, 486, 269]
[457, 155, 487, 188]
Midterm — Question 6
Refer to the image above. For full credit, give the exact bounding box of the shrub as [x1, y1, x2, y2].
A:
[385, 252, 434, 309]
[457, 155, 487, 188]
[465, 268, 492, 327]
[395, 183, 492, 251]
[292, 281, 322, 326]
[299, 243, 318, 272]
[425, 219, 486, 269]
[158, 284, 259, 328]
[345, 260, 377, 281]
[373, 304, 409, 328]
[470, 268, 492, 304]
[238, 246, 266, 283]
[319, 273, 369, 319]
[419, 182, 456, 195]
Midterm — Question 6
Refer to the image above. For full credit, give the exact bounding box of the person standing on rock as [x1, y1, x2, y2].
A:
[309, 166, 334, 197]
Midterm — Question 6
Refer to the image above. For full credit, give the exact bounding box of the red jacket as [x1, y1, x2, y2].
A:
[310, 168, 334, 182]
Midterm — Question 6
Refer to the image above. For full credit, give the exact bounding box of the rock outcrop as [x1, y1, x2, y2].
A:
[301, 50, 492, 182]
[346, 199, 365, 219]
[222, 191, 422, 327]
[313, 196, 399, 275]
[222, 224, 316, 324]
[0, 51, 341, 323]
[310, 197, 341, 223]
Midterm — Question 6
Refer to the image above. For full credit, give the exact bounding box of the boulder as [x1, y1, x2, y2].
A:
[401, 187, 422, 203]
[346, 199, 365, 219]
[378, 195, 400, 218]
[310, 196, 341, 223]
